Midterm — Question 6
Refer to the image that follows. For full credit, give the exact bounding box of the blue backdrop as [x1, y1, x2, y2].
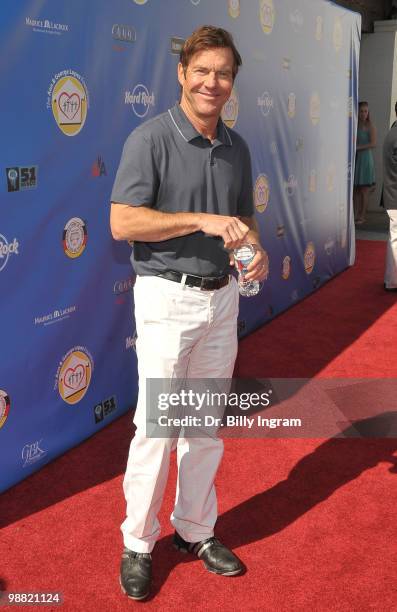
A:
[0, 0, 360, 492]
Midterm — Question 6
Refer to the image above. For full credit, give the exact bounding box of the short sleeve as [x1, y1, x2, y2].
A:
[111, 128, 159, 207]
[237, 140, 254, 217]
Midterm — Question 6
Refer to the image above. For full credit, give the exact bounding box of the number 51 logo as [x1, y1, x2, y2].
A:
[6, 166, 38, 192]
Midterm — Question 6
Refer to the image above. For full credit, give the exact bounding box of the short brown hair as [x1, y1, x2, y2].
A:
[180, 25, 242, 79]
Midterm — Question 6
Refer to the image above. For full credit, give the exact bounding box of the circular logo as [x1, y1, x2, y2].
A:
[288, 93, 296, 118]
[333, 17, 343, 52]
[63, 217, 87, 258]
[0, 390, 10, 429]
[228, 0, 240, 18]
[51, 74, 88, 136]
[57, 347, 93, 404]
[221, 88, 239, 128]
[254, 174, 270, 213]
[282, 256, 291, 280]
[129, 83, 155, 118]
[259, 0, 275, 34]
[304, 242, 316, 275]
[258, 91, 274, 117]
[133, 0, 148, 4]
[0, 234, 19, 272]
[310, 92, 320, 125]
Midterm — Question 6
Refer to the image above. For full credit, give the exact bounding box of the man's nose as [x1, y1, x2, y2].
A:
[204, 70, 218, 87]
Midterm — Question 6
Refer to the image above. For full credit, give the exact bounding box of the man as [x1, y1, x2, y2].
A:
[110, 25, 267, 600]
[383, 110, 397, 290]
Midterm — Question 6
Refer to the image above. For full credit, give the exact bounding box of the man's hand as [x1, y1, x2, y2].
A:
[237, 245, 268, 282]
[198, 214, 249, 249]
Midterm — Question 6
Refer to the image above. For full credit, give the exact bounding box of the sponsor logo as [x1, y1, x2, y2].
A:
[94, 395, 117, 423]
[288, 93, 296, 118]
[304, 242, 315, 274]
[47, 70, 89, 136]
[310, 92, 320, 125]
[0, 390, 10, 429]
[228, 0, 240, 19]
[333, 17, 343, 52]
[26, 16, 69, 35]
[126, 332, 137, 351]
[125, 84, 155, 118]
[0, 234, 19, 272]
[112, 24, 136, 43]
[326, 163, 336, 192]
[259, 0, 275, 34]
[63, 217, 87, 258]
[55, 346, 94, 405]
[34, 305, 77, 327]
[295, 137, 304, 151]
[270, 141, 278, 155]
[92, 156, 107, 177]
[257, 91, 273, 117]
[282, 256, 291, 280]
[133, 0, 148, 4]
[291, 289, 299, 302]
[22, 439, 47, 467]
[6, 166, 38, 192]
[277, 225, 285, 237]
[254, 174, 270, 213]
[289, 9, 303, 31]
[190, 0, 200, 5]
[170, 37, 185, 54]
[324, 238, 335, 255]
[282, 57, 291, 69]
[309, 169, 317, 193]
[315, 16, 323, 41]
[113, 277, 135, 294]
[284, 175, 298, 197]
[222, 88, 239, 128]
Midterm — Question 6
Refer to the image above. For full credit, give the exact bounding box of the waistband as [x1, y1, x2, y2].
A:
[156, 270, 230, 291]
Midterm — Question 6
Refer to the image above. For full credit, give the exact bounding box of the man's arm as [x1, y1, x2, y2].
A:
[110, 202, 250, 250]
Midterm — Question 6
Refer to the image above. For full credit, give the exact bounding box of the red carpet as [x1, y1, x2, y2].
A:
[1, 240, 397, 611]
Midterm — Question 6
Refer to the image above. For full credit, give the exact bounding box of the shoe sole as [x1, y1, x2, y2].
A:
[119, 575, 149, 601]
[173, 543, 243, 576]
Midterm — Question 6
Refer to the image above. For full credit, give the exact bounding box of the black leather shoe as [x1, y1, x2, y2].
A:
[120, 548, 152, 600]
[173, 531, 244, 576]
[384, 283, 397, 292]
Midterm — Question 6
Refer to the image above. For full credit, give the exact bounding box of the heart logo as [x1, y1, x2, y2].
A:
[64, 364, 86, 389]
[58, 92, 81, 121]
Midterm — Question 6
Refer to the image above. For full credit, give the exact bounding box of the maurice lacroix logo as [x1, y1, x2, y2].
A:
[22, 439, 47, 467]
[34, 305, 77, 327]
[0, 234, 19, 272]
[6, 166, 38, 192]
[26, 16, 69, 35]
[125, 84, 155, 118]
[112, 24, 136, 43]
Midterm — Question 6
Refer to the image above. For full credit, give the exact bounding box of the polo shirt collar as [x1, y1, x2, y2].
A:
[169, 103, 232, 146]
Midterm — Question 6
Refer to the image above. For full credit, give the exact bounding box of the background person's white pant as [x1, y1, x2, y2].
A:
[385, 210, 397, 289]
[121, 275, 239, 553]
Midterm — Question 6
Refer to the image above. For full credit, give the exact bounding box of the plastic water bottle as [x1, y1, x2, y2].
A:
[233, 244, 260, 297]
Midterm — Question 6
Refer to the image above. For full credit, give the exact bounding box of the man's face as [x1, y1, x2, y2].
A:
[178, 47, 234, 122]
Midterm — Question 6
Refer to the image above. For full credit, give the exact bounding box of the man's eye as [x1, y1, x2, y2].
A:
[194, 69, 207, 74]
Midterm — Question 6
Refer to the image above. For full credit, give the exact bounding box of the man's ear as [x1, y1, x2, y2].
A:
[177, 62, 185, 87]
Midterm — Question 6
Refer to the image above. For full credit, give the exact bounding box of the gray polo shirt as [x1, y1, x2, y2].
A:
[383, 124, 397, 210]
[111, 103, 254, 277]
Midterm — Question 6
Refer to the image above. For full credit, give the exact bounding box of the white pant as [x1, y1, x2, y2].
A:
[121, 274, 239, 553]
[385, 210, 397, 289]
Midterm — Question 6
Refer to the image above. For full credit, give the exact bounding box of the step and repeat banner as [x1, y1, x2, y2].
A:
[0, 0, 360, 492]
